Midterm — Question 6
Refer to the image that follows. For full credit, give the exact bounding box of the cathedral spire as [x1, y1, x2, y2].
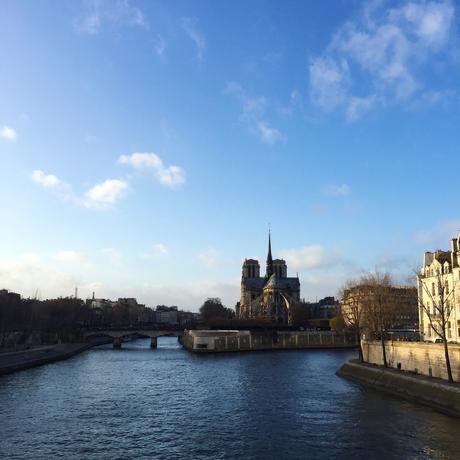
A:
[266, 229, 274, 278]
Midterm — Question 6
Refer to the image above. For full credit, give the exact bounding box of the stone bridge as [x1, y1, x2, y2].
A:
[84, 329, 183, 349]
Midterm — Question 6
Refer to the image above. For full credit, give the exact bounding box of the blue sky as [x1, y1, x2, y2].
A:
[1, 0, 459, 310]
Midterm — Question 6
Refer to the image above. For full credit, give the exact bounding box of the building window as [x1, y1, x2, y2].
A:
[432, 283, 436, 295]
[427, 327, 431, 337]
[446, 281, 449, 295]
[448, 322, 452, 339]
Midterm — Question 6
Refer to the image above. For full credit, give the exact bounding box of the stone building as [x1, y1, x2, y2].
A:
[238, 233, 300, 325]
[417, 231, 460, 343]
[341, 284, 418, 331]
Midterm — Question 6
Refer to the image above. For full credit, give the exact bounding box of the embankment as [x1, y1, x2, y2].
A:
[0, 343, 93, 376]
[337, 360, 460, 417]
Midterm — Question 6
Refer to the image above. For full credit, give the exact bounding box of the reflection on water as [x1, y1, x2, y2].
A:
[1, 337, 460, 459]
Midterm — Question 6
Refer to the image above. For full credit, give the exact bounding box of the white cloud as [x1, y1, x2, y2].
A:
[31, 169, 74, 202]
[280, 245, 325, 270]
[0, 258, 82, 300]
[154, 243, 168, 254]
[181, 17, 206, 61]
[309, 57, 350, 111]
[322, 183, 350, 197]
[309, 0, 456, 119]
[84, 178, 128, 208]
[31, 170, 62, 188]
[346, 95, 379, 121]
[396, 1, 454, 48]
[198, 248, 219, 269]
[54, 250, 86, 263]
[32, 170, 127, 209]
[119, 152, 186, 188]
[224, 81, 284, 144]
[279, 245, 340, 270]
[0, 126, 17, 141]
[257, 121, 284, 144]
[74, 0, 147, 35]
[2, 259, 239, 310]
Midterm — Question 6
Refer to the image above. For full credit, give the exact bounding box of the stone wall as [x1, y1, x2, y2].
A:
[337, 360, 460, 417]
[362, 340, 460, 381]
[182, 330, 357, 353]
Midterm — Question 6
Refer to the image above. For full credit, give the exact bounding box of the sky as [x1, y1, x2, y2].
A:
[1, 0, 460, 310]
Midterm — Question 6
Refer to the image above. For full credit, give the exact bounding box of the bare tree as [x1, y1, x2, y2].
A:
[417, 268, 456, 383]
[340, 279, 367, 362]
[361, 272, 394, 368]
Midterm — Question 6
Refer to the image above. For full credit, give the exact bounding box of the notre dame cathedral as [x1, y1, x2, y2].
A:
[237, 233, 300, 325]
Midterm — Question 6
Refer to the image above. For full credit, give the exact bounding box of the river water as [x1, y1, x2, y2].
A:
[1, 337, 460, 460]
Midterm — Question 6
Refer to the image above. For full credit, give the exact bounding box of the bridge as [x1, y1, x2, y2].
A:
[84, 328, 184, 349]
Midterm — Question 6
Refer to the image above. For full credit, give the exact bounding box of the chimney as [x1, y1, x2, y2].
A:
[424, 252, 433, 267]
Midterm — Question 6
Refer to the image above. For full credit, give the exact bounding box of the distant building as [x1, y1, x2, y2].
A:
[306, 297, 339, 319]
[155, 306, 179, 325]
[341, 284, 418, 331]
[0, 289, 21, 303]
[417, 232, 460, 342]
[238, 233, 300, 325]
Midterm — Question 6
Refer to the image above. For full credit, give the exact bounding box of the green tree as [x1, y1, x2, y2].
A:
[199, 298, 234, 324]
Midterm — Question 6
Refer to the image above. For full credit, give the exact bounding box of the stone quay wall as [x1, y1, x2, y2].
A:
[337, 360, 460, 418]
[0, 343, 93, 376]
[362, 340, 460, 382]
[182, 330, 357, 353]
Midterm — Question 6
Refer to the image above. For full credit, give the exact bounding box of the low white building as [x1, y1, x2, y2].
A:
[417, 232, 460, 342]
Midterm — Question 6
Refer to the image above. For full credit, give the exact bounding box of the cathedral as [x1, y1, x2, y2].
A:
[237, 233, 300, 325]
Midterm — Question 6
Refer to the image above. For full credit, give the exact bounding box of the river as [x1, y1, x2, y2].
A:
[1, 337, 460, 459]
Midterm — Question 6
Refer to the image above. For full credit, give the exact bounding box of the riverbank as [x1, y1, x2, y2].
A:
[0, 343, 93, 376]
[337, 360, 460, 418]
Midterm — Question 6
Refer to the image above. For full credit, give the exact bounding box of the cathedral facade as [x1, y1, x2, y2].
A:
[238, 234, 300, 325]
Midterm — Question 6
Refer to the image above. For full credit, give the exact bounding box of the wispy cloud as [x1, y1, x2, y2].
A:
[257, 121, 284, 144]
[118, 152, 186, 188]
[140, 243, 169, 260]
[309, 0, 456, 120]
[415, 219, 460, 246]
[84, 178, 128, 208]
[279, 90, 302, 117]
[322, 183, 350, 197]
[154, 34, 166, 57]
[0, 125, 17, 141]
[74, 0, 147, 35]
[224, 81, 285, 144]
[181, 17, 206, 61]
